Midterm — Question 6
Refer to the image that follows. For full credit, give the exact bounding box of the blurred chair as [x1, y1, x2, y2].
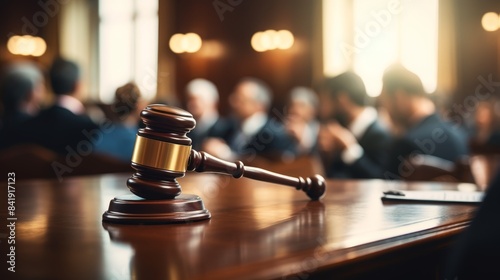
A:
[406, 154, 475, 183]
[406, 151, 500, 190]
[0, 144, 132, 181]
[0, 144, 59, 179]
[70, 152, 132, 177]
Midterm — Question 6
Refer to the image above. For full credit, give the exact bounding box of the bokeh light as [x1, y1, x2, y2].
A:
[251, 29, 294, 52]
[169, 33, 202, 54]
[7, 35, 47, 56]
[482, 12, 499, 32]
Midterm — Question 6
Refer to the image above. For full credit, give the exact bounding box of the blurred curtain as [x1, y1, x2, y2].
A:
[437, 0, 457, 95]
[59, 0, 99, 100]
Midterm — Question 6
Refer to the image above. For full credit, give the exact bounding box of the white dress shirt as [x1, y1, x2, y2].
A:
[341, 107, 378, 164]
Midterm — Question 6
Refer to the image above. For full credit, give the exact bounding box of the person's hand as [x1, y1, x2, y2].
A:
[324, 122, 358, 151]
[318, 121, 358, 153]
[318, 123, 336, 153]
[285, 114, 307, 143]
[201, 138, 234, 160]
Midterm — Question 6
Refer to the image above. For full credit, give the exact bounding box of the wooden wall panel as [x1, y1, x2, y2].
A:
[163, 0, 318, 115]
[1, 0, 500, 118]
[450, 0, 500, 110]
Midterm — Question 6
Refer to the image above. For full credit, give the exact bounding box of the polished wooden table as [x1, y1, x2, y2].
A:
[0, 173, 479, 279]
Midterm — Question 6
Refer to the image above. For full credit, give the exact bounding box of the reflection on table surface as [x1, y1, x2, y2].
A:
[1, 173, 478, 280]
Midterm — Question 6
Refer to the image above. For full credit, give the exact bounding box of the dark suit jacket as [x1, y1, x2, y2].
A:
[486, 131, 500, 146]
[188, 117, 235, 151]
[445, 168, 500, 279]
[0, 111, 33, 150]
[385, 114, 468, 179]
[229, 117, 296, 162]
[6, 105, 98, 155]
[327, 119, 391, 179]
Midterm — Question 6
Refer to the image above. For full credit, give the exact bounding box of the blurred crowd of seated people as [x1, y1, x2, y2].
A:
[182, 66, 486, 181]
[1, 58, 98, 154]
[0, 57, 499, 180]
[0, 57, 144, 168]
[192, 77, 296, 162]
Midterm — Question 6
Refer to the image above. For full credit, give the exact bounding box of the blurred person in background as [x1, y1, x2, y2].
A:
[379, 64, 468, 178]
[0, 62, 45, 125]
[94, 82, 143, 162]
[205, 77, 295, 161]
[7, 57, 98, 154]
[185, 78, 234, 151]
[284, 86, 320, 156]
[318, 71, 391, 178]
[0, 62, 45, 149]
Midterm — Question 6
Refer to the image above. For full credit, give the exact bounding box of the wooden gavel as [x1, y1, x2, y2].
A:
[103, 104, 325, 224]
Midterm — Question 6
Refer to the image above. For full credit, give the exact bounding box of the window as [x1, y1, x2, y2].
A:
[323, 0, 439, 97]
[99, 0, 158, 103]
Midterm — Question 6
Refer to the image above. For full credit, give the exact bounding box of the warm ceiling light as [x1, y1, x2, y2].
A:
[251, 29, 294, 52]
[7, 35, 21, 55]
[482, 12, 499, 32]
[251, 32, 266, 52]
[169, 33, 184, 54]
[183, 33, 202, 53]
[169, 33, 202, 54]
[261, 30, 276, 50]
[32, 37, 47, 57]
[18, 36, 36, 56]
[7, 35, 47, 57]
[276, 30, 294, 50]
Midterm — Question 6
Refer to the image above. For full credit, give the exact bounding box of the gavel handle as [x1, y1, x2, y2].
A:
[187, 150, 326, 200]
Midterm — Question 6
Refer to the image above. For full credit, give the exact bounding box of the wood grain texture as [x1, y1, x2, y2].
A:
[0, 174, 478, 279]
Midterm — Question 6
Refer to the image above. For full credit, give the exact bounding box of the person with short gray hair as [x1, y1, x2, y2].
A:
[0, 62, 45, 128]
[185, 78, 234, 151]
[186, 78, 219, 105]
[285, 86, 320, 155]
[209, 77, 296, 161]
[0, 62, 45, 149]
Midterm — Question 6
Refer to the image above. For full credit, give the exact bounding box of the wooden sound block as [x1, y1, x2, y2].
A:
[102, 193, 211, 224]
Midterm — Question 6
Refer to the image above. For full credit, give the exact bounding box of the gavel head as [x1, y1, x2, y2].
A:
[127, 104, 195, 199]
[304, 175, 326, 201]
